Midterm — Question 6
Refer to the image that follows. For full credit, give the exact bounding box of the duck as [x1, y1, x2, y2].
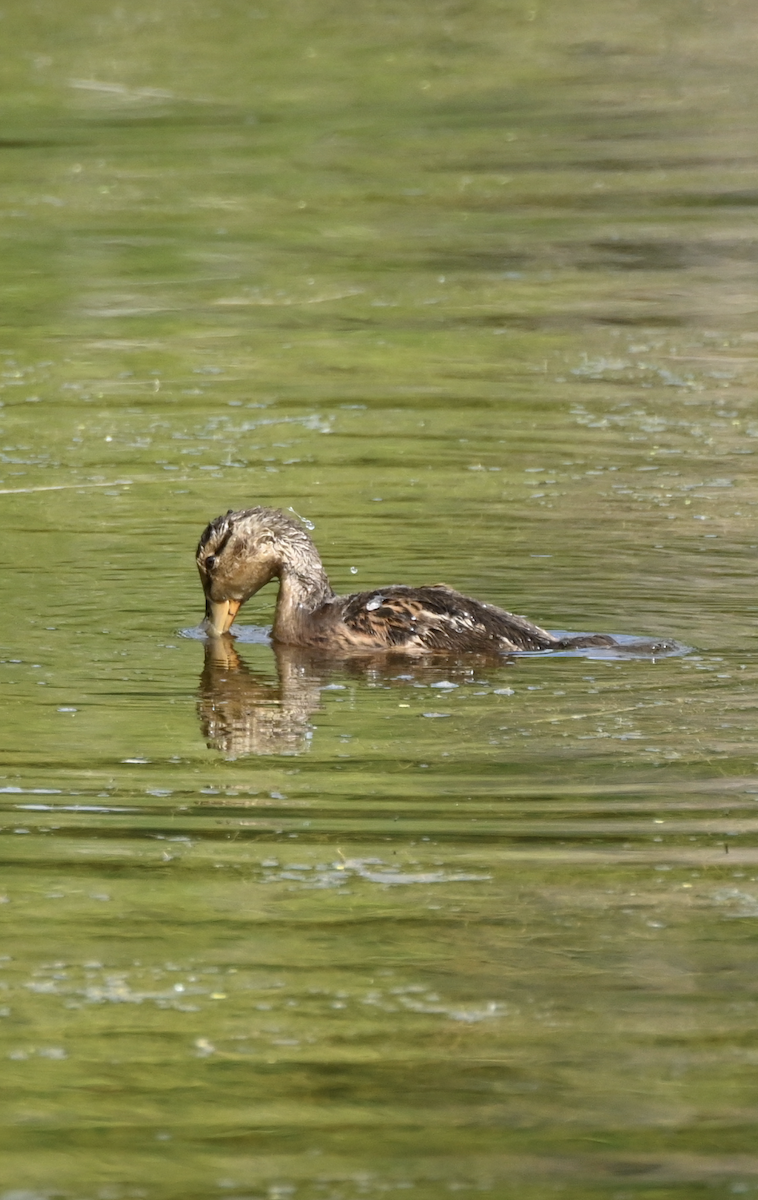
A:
[195, 505, 648, 655]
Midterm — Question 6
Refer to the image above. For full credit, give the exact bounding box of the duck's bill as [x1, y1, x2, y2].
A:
[204, 597, 242, 636]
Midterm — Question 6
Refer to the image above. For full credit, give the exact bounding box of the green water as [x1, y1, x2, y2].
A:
[3, 1, 758, 1196]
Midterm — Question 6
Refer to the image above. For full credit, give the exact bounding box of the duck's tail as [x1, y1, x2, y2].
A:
[557, 632, 679, 655]
[556, 632, 617, 649]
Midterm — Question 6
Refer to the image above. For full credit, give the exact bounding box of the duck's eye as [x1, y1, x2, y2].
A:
[205, 554, 217, 571]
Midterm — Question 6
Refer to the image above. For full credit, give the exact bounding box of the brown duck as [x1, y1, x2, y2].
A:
[196, 506, 663, 654]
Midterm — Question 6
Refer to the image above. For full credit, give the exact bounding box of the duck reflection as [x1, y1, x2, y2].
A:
[196, 627, 676, 758]
[198, 635, 328, 757]
[196, 637, 504, 758]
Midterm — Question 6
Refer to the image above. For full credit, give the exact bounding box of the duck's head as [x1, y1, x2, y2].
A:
[196, 506, 315, 636]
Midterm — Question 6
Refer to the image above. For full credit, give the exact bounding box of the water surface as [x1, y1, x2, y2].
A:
[2, 2, 758, 1197]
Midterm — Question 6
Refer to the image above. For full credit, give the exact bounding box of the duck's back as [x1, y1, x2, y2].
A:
[309, 584, 563, 653]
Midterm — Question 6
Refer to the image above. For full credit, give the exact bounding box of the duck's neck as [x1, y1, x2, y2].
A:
[272, 538, 334, 642]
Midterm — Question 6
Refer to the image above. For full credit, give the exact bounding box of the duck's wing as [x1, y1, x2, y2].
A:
[336, 585, 561, 652]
